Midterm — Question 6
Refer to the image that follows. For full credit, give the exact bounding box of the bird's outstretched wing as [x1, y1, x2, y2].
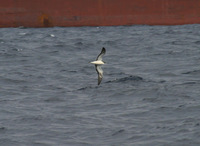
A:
[95, 65, 103, 85]
[96, 47, 106, 61]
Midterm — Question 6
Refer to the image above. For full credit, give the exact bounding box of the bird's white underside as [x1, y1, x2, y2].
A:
[90, 60, 104, 65]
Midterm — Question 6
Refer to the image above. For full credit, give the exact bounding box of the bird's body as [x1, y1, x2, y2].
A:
[90, 47, 106, 85]
[90, 60, 105, 65]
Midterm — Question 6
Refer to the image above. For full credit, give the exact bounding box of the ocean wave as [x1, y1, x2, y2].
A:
[106, 75, 143, 84]
[182, 69, 200, 75]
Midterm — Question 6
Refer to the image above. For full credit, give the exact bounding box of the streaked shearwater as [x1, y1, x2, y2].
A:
[90, 47, 106, 85]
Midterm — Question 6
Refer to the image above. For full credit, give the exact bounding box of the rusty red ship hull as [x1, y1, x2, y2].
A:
[1, 0, 200, 27]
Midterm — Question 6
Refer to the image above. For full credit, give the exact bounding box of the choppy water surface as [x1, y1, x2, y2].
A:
[0, 25, 200, 146]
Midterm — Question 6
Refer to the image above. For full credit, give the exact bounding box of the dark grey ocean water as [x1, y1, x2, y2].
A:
[0, 25, 200, 146]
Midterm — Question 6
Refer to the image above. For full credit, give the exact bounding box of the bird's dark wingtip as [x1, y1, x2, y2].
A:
[102, 47, 106, 53]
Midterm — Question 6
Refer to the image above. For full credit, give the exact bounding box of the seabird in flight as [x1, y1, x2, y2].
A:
[90, 47, 106, 85]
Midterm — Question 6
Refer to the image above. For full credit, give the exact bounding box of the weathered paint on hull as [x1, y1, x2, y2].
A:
[1, 0, 200, 27]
